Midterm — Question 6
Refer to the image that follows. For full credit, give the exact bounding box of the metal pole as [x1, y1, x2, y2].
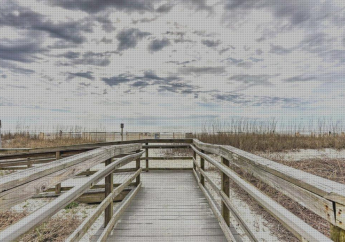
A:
[121, 123, 124, 141]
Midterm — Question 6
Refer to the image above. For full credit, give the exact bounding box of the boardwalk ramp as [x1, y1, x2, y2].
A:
[106, 171, 227, 242]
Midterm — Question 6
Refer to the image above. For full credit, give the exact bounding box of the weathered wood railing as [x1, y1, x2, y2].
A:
[0, 139, 193, 171]
[0, 144, 143, 242]
[192, 139, 345, 242]
[2, 138, 345, 241]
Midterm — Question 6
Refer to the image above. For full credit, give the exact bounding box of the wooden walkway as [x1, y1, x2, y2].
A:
[106, 171, 227, 242]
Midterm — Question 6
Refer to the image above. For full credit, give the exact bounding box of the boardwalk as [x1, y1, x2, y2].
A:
[0, 139, 339, 241]
[106, 171, 227, 242]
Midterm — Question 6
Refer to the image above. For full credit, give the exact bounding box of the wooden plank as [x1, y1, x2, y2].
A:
[0, 151, 144, 241]
[139, 156, 192, 160]
[191, 145, 331, 242]
[143, 144, 190, 149]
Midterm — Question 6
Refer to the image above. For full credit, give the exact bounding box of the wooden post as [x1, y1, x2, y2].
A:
[104, 158, 113, 227]
[193, 151, 196, 170]
[145, 143, 149, 172]
[136, 150, 141, 186]
[27, 158, 32, 168]
[221, 157, 230, 227]
[55, 152, 61, 194]
[200, 150, 205, 186]
[331, 224, 345, 242]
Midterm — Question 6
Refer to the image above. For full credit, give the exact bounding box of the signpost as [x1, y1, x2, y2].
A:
[121, 123, 124, 141]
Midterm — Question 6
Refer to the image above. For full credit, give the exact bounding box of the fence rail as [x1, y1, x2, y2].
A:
[1, 139, 345, 241]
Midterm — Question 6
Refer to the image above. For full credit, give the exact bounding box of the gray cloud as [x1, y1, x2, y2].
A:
[102, 74, 132, 86]
[0, 5, 92, 44]
[282, 75, 316, 83]
[269, 44, 292, 55]
[179, 66, 225, 75]
[59, 51, 80, 59]
[0, 60, 35, 74]
[148, 38, 170, 52]
[117, 28, 151, 51]
[102, 70, 178, 87]
[213, 92, 307, 107]
[156, 3, 174, 13]
[229, 75, 273, 86]
[68, 71, 95, 80]
[0, 39, 45, 63]
[45, 0, 154, 13]
[201, 39, 221, 47]
[158, 82, 198, 94]
[58, 51, 113, 66]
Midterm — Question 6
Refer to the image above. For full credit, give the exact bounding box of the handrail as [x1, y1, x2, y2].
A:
[66, 169, 142, 241]
[0, 139, 193, 158]
[191, 144, 331, 241]
[0, 149, 144, 242]
[193, 139, 345, 237]
[0, 144, 142, 210]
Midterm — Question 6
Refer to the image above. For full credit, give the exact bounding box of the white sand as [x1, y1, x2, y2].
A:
[256, 148, 345, 162]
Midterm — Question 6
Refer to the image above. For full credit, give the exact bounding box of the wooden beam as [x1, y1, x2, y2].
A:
[139, 156, 192, 160]
[104, 159, 113, 227]
[55, 151, 61, 195]
[221, 157, 230, 227]
[136, 151, 140, 186]
[200, 150, 205, 186]
[145, 143, 149, 172]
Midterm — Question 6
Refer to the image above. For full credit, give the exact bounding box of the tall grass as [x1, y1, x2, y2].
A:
[196, 119, 345, 152]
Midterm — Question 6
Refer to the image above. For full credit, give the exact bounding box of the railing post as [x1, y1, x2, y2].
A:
[55, 151, 61, 194]
[221, 157, 230, 227]
[104, 158, 113, 227]
[145, 143, 149, 172]
[27, 158, 32, 168]
[200, 150, 205, 186]
[136, 150, 141, 186]
[193, 151, 196, 170]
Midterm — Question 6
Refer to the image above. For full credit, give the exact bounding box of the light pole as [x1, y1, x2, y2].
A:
[121, 123, 124, 141]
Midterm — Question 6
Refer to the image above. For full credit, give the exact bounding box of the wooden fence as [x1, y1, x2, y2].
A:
[1, 139, 345, 241]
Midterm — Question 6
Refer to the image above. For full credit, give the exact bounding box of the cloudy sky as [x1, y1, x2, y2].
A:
[1, 0, 345, 132]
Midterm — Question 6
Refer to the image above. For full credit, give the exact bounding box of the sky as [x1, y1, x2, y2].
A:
[1, 0, 345, 132]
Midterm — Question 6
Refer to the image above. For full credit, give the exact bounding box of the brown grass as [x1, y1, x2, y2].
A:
[2, 134, 94, 149]
[196, 132, 345, 152]
[0, 211, 81, 242]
